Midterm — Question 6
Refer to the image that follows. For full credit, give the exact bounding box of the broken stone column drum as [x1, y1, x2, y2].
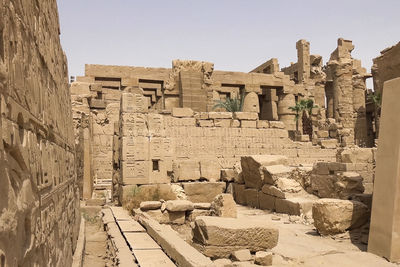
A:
[277, 93, 296, 131]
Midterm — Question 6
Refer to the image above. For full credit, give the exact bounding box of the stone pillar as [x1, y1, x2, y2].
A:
[277, 93, 296, 131]
[242, 92, 260, 113]
[368, 78, 400, 263]
[325, 82, 334, 118]
[296, 39, 311, 83]
[82, 127, 93, 199]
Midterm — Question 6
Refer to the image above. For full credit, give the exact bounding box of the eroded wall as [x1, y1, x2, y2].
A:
[0, 1, 79, 266]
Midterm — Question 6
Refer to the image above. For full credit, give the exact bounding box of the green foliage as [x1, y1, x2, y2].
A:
[368, 92, 382, 108]
[213, 93, 244, 112]
[288, 98, 318, 133]
[122, 185, 176, 211]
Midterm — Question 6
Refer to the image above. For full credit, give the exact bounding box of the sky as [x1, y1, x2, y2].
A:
[57, 0, 400, 89]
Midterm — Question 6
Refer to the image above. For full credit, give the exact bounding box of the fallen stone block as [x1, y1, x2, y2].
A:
[221, 169, 238, 182]
[182, 182, 226, 202]
[244, 188, 259, 208]
[233, 183, 247, 205]
[263, 165, 292, 185]
[193, 216, 279, 258]
[259, 192, 276, 211]
[213, 258, 232, 267]
[210, 194, 237, 218]
[188, 209, 211, 221]
[241, 155, 288, 189]
[165, 200, 194, 212]
[275, 178, 302, 193]
[254, 251, 273, 266]
[261, 185, 285, 199]
[194, 203, 211, 210]
[231, 249, 252, 261]
[275, 196, 316, 216]
[312, 199, 369, 235]
[140, 201, 162, 211]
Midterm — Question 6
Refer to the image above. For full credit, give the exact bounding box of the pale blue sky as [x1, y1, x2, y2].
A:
[57, 0, 400, 89]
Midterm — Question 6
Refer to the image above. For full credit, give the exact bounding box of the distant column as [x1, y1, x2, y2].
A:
[368, 77, 400, 263]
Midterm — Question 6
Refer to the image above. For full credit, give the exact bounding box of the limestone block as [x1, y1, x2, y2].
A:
[193, 216, 279, 257]
[340, 148, 374, 163]
[261, 185, 285, 199]
[275, 178, 302, 193]
[197, 119, 214, 127]
[200, 159, 221, 181]
[221, 169, 238, 182]
[214, 119, 232, 127]
[194, 112, 209, 119]
[259, 192, 276, 211]
[241, 120, 257, 128]
[254, 251, 273, 266]
[234, 112, 258, 120]
[244, 188, 259, 208]
[310, 171, 364, 199]
[231, 119, 240, 127]
[295, 134, 310, 142]
[172, 107, 194, 117]
[257, 120, 270, 128]
[319, 139, 338, 149]
[121, 93, 148, 113]
[172, 160, 201, 181]
[232, 183, 247, 205]
[213, 258, 232, 266]
[263, 165, 292, 185]
[317, 130, 329, 138]
[210, 194, 237, 218]
[140, 201, 162, 211]
[231, 249, 252, 261]
[269, 121, 285, 129]
[167, 211, 186, 224]
[275, 197, 315, 216]
[241, 155, 288, 189]
[208, 112, 233, 119]
[165, 200, 194, 212]
[182, 182, 226, 202]
[312, 199, 369, 235]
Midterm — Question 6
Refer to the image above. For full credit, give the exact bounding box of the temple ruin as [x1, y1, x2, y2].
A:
[1, 0, 400, 266]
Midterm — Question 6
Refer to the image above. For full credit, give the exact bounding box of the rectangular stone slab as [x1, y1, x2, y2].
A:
[117, 220, 146, 232]
[124, 232, 161, 250]
[110, 207, 132, 221]
[368, 78, 400, 262]
[133, 249, 176, 267]
[193, 216, 278, 251]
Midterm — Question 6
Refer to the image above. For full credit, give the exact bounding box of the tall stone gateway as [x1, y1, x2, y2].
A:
[368, 77, 400, 262]
[0, 1, 80, 266]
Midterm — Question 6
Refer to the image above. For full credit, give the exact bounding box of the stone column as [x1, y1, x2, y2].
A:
[82, 127, 93, 199]
[325, 82, 334, 118]
[242, 91, 260, 113]
[368, 77, 400, 262]
[277, 93, 296, 131]
[296, 39, 311, 83]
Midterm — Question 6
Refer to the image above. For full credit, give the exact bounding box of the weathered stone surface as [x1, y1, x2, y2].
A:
[241, 155, 288, 189]
[261, 185, 285, 199]
[165, 200, 194, 212]
[259, 192, 276, 211]
[275, 197, 315, 216]
[140, 201, 162, 211]
[221, 169, 238, 182]
[173, 160, 201, 181]
[263, 165, 292, 185]
[231, 249, 252, 261]
[269, 121, 285, 129]
[200, 159, 221, 181]
[182, 182, 226, 202]
[310, 170, 364, 199]
[194, 203, 211, 210]
[193, 216, 279, 258]
[172, 107, 194, 117]
[254, 251, 273, 266]
[213, 258, 233, 267]
[275, 178, 302, 193]
[210, 194, 237, 218]
[244, 188, 260, 208]
[233, 183, 247, 205]
[208, 112, 233, 119]
[234, 112, 258, 120]
[312, 199, 369, 235]
[188, 209, 211, 221]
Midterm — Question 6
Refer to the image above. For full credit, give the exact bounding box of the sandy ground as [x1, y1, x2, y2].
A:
[236, 205, 399, 267]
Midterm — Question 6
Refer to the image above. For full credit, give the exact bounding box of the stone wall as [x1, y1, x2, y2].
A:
[372, 41, 400, 94]
[0, 1, 79, 266]
[115, 94, 338, 197]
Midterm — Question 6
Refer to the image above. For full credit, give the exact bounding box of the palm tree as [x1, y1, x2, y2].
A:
[288, 99, 318, 139]
[213, 92, 245, 112]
